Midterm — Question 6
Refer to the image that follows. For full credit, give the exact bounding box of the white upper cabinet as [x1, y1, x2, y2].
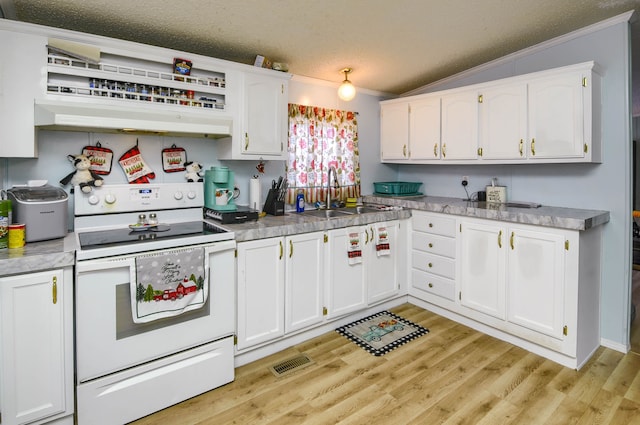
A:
[440, 89, 479, 161]
[380, 101, 409, 160]
[218, 70, 290, 160]
[0, 20, 291, 160]
[381, 61, 600, 165]
[478, 82, 528, 160]
[410, 96, 442, 161]
[528, 70, 591, 160]
[381, 96, 441, 161]
[0, 30, 45, 158]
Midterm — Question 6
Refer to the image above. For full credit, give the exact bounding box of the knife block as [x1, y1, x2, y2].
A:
[263, 189, 284, 216]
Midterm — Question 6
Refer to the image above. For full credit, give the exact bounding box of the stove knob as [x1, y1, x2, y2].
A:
[88, 195, 100, 205]
[187, 191, 196, 200]
[105, 193, 117, 204]
[174, 191, 184, 200]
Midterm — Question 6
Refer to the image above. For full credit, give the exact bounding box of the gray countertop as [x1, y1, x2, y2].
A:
[0, 233, 76, 278]
[363, 195, 610, 231]
[220, 207, 412, 242]
[0, 197, 609, 276]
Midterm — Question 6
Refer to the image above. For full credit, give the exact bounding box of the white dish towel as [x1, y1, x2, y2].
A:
[346, 227, 363, 265]
[375, 222, 391, 257]
[131, 246, 207, 323]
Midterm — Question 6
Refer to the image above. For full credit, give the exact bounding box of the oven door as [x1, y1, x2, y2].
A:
[75, 240, 235, 383]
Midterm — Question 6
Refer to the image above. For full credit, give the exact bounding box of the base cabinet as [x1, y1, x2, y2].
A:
[237, 232, 324, 350]
[0, 268, 73, 425]
[411, 211, 601, 369]
[326, 221, 401, 317]
[458, 219, 573, 345]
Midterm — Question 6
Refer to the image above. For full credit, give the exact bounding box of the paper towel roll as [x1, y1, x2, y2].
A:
[249, 179, 261, 211]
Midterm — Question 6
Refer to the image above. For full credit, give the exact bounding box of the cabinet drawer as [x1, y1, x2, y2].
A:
[412, 250, 455, 279]
[412, 232, 455, 258]
[412, 212, 456, 236]
[411, 269, 455, 301]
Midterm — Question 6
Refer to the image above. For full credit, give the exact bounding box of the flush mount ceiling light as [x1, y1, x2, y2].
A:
[337, 68, 356, 101]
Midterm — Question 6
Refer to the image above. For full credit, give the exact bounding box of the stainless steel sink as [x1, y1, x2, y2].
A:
[302, 209, 355, 219]
[298, 206, 382, 219]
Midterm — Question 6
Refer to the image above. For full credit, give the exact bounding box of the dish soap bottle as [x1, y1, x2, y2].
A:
[296, 190, 305, 213]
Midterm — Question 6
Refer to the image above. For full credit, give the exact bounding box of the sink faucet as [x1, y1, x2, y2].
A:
[326, 166, 339, 209]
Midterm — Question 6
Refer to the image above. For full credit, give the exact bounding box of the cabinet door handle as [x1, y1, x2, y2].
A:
[403, 144, 407, 157]
[369, 227, 374, 242]
[289, 240, 294, 258]
[498, 230, 502, 248]
[244, 133, 249, 150]
[477, 147, 483, 156]
[279, 240, 283, 259]
[433, 143, 438, 157]
[510, 232, 515, 250]
[428, 262, 433, 268]
[531, 138, 536, 156]
[428, 242, 433, 248]
[52, 276, 58, 304]
[428, 283, 434, 288]
[428, 222, 433, 228]
[519, 139, 524, 156]
[442, 143, 447, 158]
[365, 230, 369, 244]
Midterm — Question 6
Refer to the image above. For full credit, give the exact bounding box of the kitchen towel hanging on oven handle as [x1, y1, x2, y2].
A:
[130, 246, 208, 323]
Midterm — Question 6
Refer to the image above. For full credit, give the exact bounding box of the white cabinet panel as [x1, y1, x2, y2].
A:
[325, 227, 367, 318]
[507, 227, 566, 338]
[458, 220, 507, 320]
[0, 269, 73, 425]
[380, 101, 409, 160]
[367, 221, 400, 304]
[237, 238, 285, 350]
[285, 232, 325, 333]
[528, 72, 586, 159]
[441, 89, 478, 160]
[479, 83, 528, 160]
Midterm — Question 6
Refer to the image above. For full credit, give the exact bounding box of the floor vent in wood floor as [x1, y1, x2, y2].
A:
[269, 353, 314, 377]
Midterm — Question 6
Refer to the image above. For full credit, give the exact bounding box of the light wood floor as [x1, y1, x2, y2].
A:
[131, 304, 640, 425]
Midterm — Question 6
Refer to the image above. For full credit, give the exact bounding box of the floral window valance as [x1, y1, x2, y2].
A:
[285, 103, 361, 205]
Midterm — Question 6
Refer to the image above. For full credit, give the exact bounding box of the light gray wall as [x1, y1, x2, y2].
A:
[397, 18, 633, 349]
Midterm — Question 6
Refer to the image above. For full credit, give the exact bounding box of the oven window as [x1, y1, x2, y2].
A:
[115, 283, 210, 340]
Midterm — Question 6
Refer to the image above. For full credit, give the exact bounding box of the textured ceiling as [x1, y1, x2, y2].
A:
[1, 0, 639, 96]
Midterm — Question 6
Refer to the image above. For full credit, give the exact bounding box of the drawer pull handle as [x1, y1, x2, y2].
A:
[428, 283, 434, 288]
[428, 223, 433, 228]
[428, 243, 433, 248]
[428, 262, 433, 268]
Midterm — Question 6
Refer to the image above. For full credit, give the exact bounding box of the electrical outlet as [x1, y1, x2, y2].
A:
[461, 176, 469, 186]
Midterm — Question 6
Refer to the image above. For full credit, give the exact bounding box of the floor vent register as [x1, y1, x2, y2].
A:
[269, 353, 314, 377]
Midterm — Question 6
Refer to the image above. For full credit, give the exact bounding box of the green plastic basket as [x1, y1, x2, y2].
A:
[373, 181, 422, 195]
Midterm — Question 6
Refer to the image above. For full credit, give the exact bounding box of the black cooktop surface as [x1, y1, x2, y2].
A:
[78, 220, 228, 251]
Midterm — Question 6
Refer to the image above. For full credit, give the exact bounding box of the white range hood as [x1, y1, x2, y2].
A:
[34, 100, 233, 138]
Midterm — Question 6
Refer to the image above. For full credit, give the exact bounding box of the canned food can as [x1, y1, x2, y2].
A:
[0, 199, 10, 249]
[8, 224, 26, 249]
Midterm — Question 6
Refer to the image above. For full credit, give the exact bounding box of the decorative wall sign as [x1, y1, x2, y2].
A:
[82, 141, 113, 175]
[162, 144, 187, 173]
